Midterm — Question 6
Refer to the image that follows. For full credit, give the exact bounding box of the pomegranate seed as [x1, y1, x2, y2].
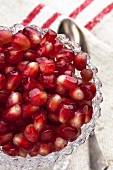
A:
[5, 50, 23, 64]
[69, 87, 84, 101]
[81, 82, 96, 100]
[39, 74, 56, 88]
[36, 56, 48, 64]
[0, 74, 6, 90]
[57, 75, 78, 89]
[58, 104, 74, 123]
[24, 124, 39, 142]
[12, 32, 30, 50]
[22, 78, 44, 91]
[54, 136, 68, 151]
[55, 57, 69, 73]
[40, 126, 55, 142]
[0, 53, 6, 69]
[4, 104, 22, 121]
[16, 61, 29, 72]
[50, 40, 63, 58]
[6, 92, 23, 108]
[0, 132, 13, 145]
[81, 69, 93, 82]
[0, 30, 13, 45]
[23, 27, 42, 45]
[39, 59, 55, 74]
[56, 85, 68, 97]
[73, 52, 87, 71]
[22, 103, 39, 118]
[67, 63, 75, 73]
[63, 70, 73, 76]
[13, 133, 33, 150]
[22, 62, 39, 78]
[0, 89, 10, 103]
[69, 109, 85, 128]
[37, 42, 53, 57]
[82, 104, 93, 123]
[3, 64, 15, 74]
[40, 29, 57, 45]
[2, 143, 18, 156]
[0, 46, 4, 53]
[33, 110, 47, 131]
[48, 112, 59, 123]
[5, 71, 22, 91]
[29, 144, 38, 156]
[0, 119, 8, 134]
[47, 94, 62, 112]
[38, 142, 52, 156]
[29, 88, 47, 106]
[58, 124, 78, 141]
[24, 50, 37, 61]
[18, 148, 27, 157]
[56, 48, 74, 62]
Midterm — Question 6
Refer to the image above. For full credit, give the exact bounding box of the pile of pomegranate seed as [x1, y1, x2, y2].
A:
[0, 26, 96, 157]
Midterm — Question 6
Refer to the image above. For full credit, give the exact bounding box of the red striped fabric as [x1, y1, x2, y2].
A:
[69, 0, 94, 18]
[85, 2, 113, 30]
[22, 4, 45, 26]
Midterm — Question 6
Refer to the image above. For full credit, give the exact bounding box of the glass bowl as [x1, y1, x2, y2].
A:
[0, 24, 102, 170]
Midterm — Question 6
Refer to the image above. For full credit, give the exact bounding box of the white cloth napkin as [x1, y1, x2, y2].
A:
[0, 0, 113, 169]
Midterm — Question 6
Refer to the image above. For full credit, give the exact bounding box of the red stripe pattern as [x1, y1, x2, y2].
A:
[69, 0, 93, 18]
[22, 4, 45, 26]
[85, 2, 113, 30]
[41, 12, 61, 28]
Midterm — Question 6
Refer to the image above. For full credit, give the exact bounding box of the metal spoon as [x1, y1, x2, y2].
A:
[57, 18, 108, 170]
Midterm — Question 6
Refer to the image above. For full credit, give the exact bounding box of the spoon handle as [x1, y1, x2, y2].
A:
[88, 131, 108, 170]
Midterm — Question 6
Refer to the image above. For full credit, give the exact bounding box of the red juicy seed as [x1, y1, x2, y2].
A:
[28, 88, 47, 106]
[56, 85, 68, 97]
[81, 82, 96, 101]
[12, 32, 31, 50]
[33, 110, 47, 131]
[0, 74, 6, 90]
[36, 56, 48, 64]
[0, 53, 6, 69]
[69, 109, 85, 128]
[40, 29, 57, 45]
[18, 148, 27, 157]
[58, 104, 74, 123]
[73, 52, 87, 71]
[40, 126, 55, 142]
[24, 124, 39, 142]
[48, 112, 59, 123]
[0, 30, 13, 45]
[69, 87, 84, 101]
[22, 103, 39, 118]
[50, 40, 63, 58]
[0, 119, 8, 134]
[37, 42, 53, 57]
[22, 62, 39, 78]
[5, 50, 24, 64]
[24, 50, 37, 61]
[13, 133, 33, 150]
[23, 27, 42, 45]
[2, 143, 18, 156]
[38, 142, 52, 156]
[22, 78, 44, 91]
[82, 104, 93, 123]
[57, 75, 78, 89]
[0, 132, 13, 146]
[16, 61, 29, 72]
[3, 104, 22, 121]
[58, 124, 78, 141]
[54, 136, 68, 151]
[39, 74, 56, 88]
[5, 71, 22, 91]
[63, 70, 73, 76]
[6, 92, 23, 108]
[81, 69, 93, 82]
[0, 89, 11, 103]
[67, 63, 75, 73]
[0, 47, 4, 53]
[3, 64, 15, 75]
[47, 94, 62, 112]
[39, 59, 55, 74]
[56, 48, 74, 62]
[29, 144, 38, 157]
[55, 57, 69, 73]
